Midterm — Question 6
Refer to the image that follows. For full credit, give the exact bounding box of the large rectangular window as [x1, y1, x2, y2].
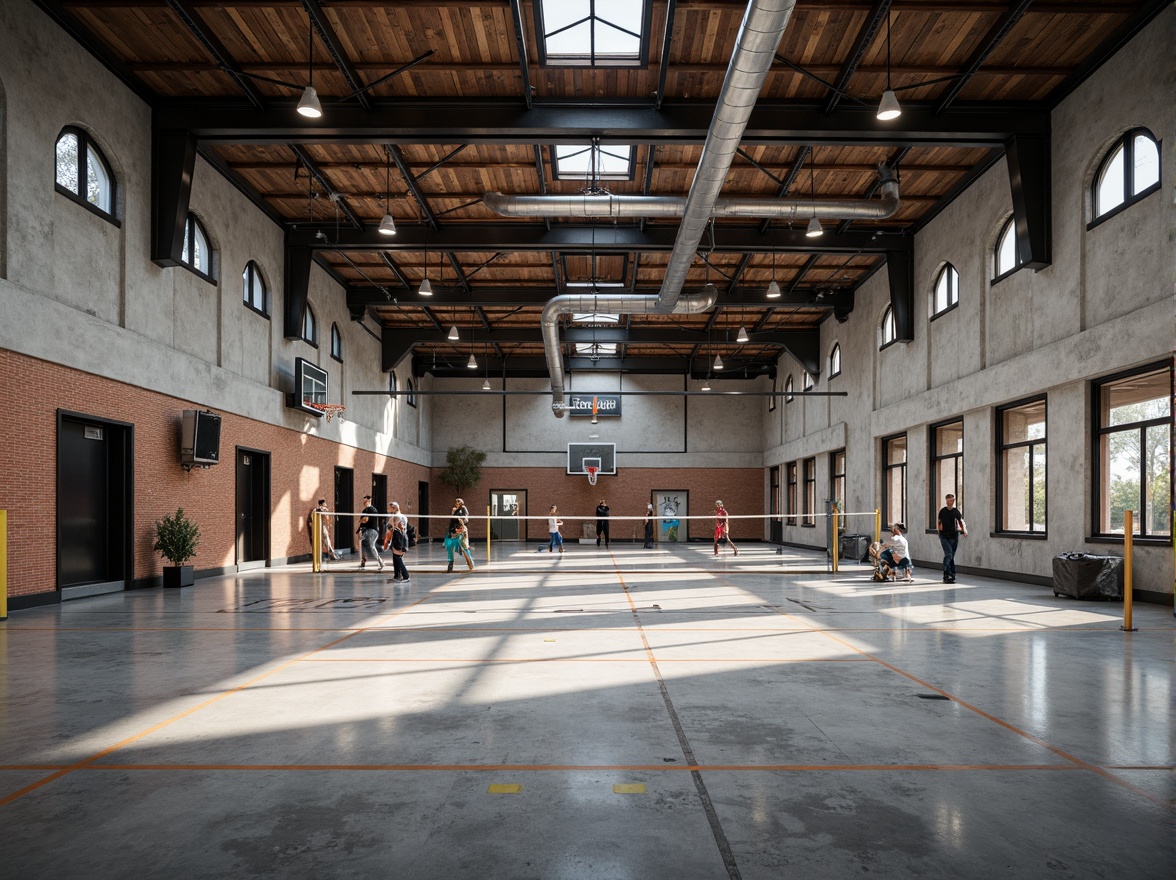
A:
[802, 458, 816, 527]
[1094, 363, 1172, 538]
[999, 398, 1047, 533]
[786, 462, 798, 526]
[930, 420, 964, 527]
[830, 449, 845, 510]
[882, 434, 906, 527]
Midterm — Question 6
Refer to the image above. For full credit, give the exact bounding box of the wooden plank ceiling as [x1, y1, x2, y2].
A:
[50, 0, 1153, 377]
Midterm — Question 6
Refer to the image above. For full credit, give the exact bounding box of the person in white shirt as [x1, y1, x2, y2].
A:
[540, 505, 564, 554]
[880, 522, 913, 582]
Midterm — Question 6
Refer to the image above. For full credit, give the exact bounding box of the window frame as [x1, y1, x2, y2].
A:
[880, 305, 897, 350]
[330, 322, 343, 362]
[242, 261, 269, 318]
[931, 263, 959, 319]
[180, 215, 215, 282]
[301, 304, 318, 347]
[1089, 128, 1162, 228]
[784, 375, 794, 403]
[830, 449, 845, 511]
[786, 462, 798, 526]
[992, 217, 1021, 282]
[996, 396, 1048, 537]
[407, 377, 417, 408]
[1091, 361, 1172, 542]
[802, 458, 816, 528]
[534, 0, 653, 68]
[802, 371, 814, 392]
[929, 419, 965, 531]
[54, 126, 120, 226]
[828, 344, 841, 379]
[881, 433, 907, 528]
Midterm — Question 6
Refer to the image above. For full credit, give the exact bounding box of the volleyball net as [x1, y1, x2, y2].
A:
[308, 507, 883, 573]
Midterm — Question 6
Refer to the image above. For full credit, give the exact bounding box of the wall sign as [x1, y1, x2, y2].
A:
[567, 393, 622, 417]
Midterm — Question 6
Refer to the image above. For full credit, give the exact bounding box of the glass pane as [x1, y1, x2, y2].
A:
[181, 219, 190, 264]
[542, 0, 589, 34]
[86, 145, 111, 212]
[56, 132, 79, 194]
[1132, 134, 1159, 194]
[881, 307, 894, 344]
[1102, 431, 1139, 533]
[1102, 367, 1169, 426]
[594, 17, 641, 56]
[1144, 424, 1171, 536]
[996, 221, 1017, 275]
[785, 376, 793, 400]
[1031, 445, 1046, 531]
[193, 222, 209, 273]
[1095, 145, 1125, 216]
[934, 265, 957, 313]
[936, 458, 959, 503]
[886, 435, 906, 466]
[830, 346, 841, 375]
[1003, 447, 1031, 531]
[833, 451, 845, 477]
[803, 372, 813, 390]
[936, 422, 963, 456]
[1003, 399, 1046, 444]
[886, 465, 905, 525]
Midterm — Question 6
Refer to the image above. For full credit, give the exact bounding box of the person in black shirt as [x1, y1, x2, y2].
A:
[388, 518, 409, 582]
[595, 499, 610, 547]
[936, 494, 968, 583]
[642, 503, 655, 549]
[358, 495, 384, 571]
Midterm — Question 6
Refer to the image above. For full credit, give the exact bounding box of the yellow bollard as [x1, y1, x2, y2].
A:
[1, 509, 7, 620]
[311, 510, 321, 574]
[831, 506, 840, 572]
[874, 508, 881, 545]
[486, 505, 491, 563]
[1121, 510, 1136, 632]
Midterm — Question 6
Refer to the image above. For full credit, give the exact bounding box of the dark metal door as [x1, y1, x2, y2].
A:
[417, 480, 429, 538]
[235, 449, 270, 564]
[59, 420, 109, 586]
[334, 467, 354, 552]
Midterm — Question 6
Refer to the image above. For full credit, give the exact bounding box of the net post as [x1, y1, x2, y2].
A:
[1121, 509, 1136, 632]
[0, 509, 8, 620]
[486, 505, 491, 563]
[311, 510, 321, 573]
[874, 509, 881, 544]
[832, 506, 839, 572]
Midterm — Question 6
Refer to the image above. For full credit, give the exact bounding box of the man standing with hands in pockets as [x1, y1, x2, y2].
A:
[937, 493, 967, 583]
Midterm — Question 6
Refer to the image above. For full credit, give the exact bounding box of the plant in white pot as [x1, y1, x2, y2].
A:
[153, 508, 200, 588]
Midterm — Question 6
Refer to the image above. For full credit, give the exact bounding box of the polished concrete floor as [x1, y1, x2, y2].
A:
[1, 542, 1172, 879]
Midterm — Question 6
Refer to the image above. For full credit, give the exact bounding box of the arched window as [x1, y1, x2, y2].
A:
[302, 304, 317, 346]
[54, 127, 117, 222]
[932, 264, 959, 316]
[784, 374, 794, 403]
[388, 371, 397, 403]
[880, 305, 896, 348]
[802, 371, 814, 391]
[242, 261, 268, 316]
[828, 343, 841, 378]
[330, 323, 343, 361]
[1093, 129, 1160, 222]
[180, 216, 213, 278]
[994, 218, 1018, 279]
[407, 377, 417, 407]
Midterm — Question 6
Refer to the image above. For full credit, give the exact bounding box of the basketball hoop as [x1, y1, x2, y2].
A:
[307, 402, 346, 423]
[586, 466, 599, 486]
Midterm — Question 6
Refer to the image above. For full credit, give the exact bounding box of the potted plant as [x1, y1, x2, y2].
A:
[153, 508, 200, 588]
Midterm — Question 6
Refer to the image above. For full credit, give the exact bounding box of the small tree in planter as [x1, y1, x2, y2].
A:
[439, 445, 486, 498]
[153, 508, 201, 588]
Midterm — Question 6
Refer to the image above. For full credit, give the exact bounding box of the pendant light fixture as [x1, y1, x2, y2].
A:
[767, 246, 781, 298]
[467, 353, 478, 369]
[448, 325, 459, 341]
[805, 150, 823, 238]
[296, 18, 323, 118]
[482, 377, 491, 391]
[713, 353, 725, 371]
[876, 10, 901, 121]
[701, 375, 712, 392]
[418, 247, 432, 296]
[378, 146, 397, 235]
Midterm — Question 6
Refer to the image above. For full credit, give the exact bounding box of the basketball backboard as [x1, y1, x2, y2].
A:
[567, 443, 616, 475]
[289, 357, 329, 417]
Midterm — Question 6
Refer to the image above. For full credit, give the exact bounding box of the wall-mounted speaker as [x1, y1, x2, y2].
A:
[181, 409, 222, 469]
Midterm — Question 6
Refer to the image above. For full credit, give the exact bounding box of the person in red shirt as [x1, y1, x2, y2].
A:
[713, 500, 738, 557]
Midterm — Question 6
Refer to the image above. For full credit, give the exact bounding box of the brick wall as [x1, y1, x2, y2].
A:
[0, 350, 428, 598]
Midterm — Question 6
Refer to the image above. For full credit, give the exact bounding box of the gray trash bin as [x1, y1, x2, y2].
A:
[1051, 553, 1124, 600]
[839, 534, 871, 564]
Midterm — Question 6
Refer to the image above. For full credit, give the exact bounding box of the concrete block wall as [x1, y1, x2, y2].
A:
[764, 8, 1175, 597]
[0, 350, 428, 599]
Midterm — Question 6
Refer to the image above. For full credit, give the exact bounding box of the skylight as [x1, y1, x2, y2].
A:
[537, 0, 650, 68]
[575, 342, 618, 356]
[553, 144, 635, 181]
[572, 313, 621, 324]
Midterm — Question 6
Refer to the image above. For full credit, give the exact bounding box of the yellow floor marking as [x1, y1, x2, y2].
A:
[543, 638, 557, 642]
[613, 783, 646, 794]
[488, 783, 522, 794]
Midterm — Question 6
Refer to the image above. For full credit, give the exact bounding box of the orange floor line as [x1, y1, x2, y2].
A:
[63, 762, 1089, 773]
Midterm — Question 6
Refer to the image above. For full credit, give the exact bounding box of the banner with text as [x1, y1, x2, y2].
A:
[567, 393, 622, 417]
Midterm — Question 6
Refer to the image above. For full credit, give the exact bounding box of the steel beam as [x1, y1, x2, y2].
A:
[1006, 133, 1051, 269]
[348, 285, 832, 309]
[151, 130, 198, 267]
[284, 244, 314, 339]
[886, 248, 914, 343]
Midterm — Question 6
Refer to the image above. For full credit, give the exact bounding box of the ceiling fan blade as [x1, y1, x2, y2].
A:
[334, 50, 436, 102]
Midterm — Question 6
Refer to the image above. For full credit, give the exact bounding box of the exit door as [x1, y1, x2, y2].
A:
[236, 448, 270, 567]
[335, 467, 354, 553]
[490, 491, 524, 541]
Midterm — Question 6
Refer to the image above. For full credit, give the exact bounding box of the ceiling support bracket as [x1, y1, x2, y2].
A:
[1006, 133, 1052, 270]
